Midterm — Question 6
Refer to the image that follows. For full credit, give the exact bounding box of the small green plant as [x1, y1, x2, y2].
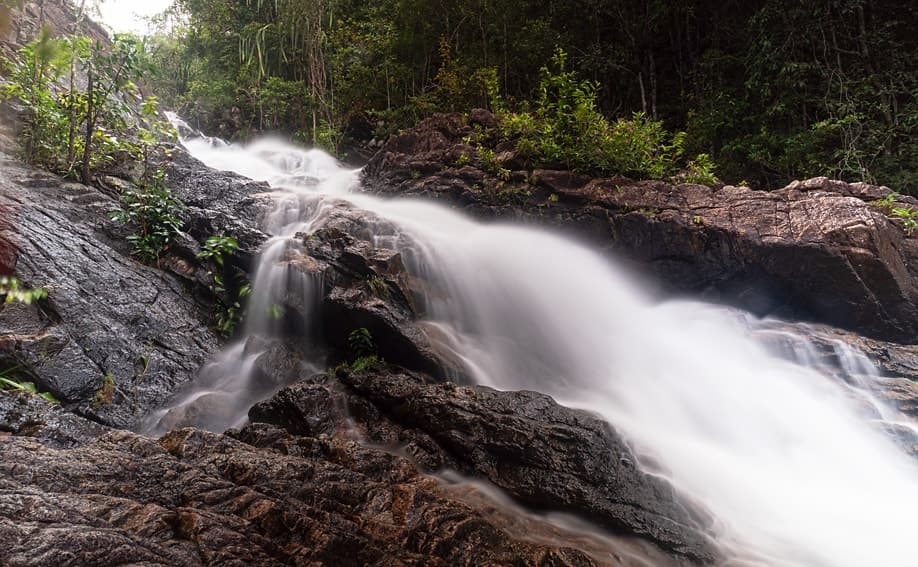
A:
[196, 235, 250, 336]
[197, 235, 239, 267]
[92, 372, 115, 407]
[680, 153, 719, 186]
[548, 193, 559, 203]
[0, 277, 47, 304]
[692, 215, 705, 225]
[365, 275, 390, 298]
[890, 206, 918, 235]
[214, 283, 251, 336]
[455, 153, 471, 167]
[347, 327, 375, 358]
[138, 355, 151, 379]
[410, 169, 422, 180]
[0, 364, 59, 404]
[872, 192, 899, 210]
[110, 170, 184, 263]
[350, 355, 380, 372]
[475, 145, 510, 180]
[874, 192, 918, 235]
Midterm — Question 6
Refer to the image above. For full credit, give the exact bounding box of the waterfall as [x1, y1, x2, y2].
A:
[165, 126, 918, 567]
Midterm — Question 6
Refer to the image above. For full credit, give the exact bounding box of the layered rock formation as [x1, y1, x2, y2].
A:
[0, 106, 717, 565]
[3, 7, 918, 558]
[254, 366, 716, 561]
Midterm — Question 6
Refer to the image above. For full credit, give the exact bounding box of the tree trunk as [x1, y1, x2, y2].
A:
[67, 0, 87, 168]
[81, 66, 93, 185]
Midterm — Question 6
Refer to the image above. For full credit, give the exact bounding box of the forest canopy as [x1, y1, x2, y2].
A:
[142, 0, 918, 192]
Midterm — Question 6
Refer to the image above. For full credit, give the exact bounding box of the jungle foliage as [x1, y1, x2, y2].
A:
[34, 0, 918, 191]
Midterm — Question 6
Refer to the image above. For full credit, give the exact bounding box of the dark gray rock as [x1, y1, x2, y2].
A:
[275, 201, 469, 380]
[0, 150, 222, 428]
[166, 148, 273, 261]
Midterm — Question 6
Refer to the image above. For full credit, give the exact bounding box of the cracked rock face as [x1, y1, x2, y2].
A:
[363, 112, 918, 343]
[0, 389, 687, 567]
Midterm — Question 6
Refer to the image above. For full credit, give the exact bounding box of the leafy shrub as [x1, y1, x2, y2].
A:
[431, 39, 501, 112]
[197, 235, 239, 267]
[891, 207, 918, 236]
[868, 193, 918, 236]
[497, 48, 712, 180]
[1, 31, 166, 183]
[110, 170, 184, 263]
[475, 145, 510, 180]
[679, 153, 720, 186]
[196, 235, 250, 336]
[0, 276, 47, 304]
[872, 192, 900, 211]
[347, 327, 375, 357]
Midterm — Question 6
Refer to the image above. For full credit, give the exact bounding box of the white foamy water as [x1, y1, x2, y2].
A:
[172, 130, 918, 566]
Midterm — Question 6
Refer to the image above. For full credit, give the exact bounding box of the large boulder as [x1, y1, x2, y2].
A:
[165, 148, 273, 262]
[251, 366, 719, 564]
[265, 199, 468, 381]
[1, 1, 109, 56]
[362, 113, 918, 343]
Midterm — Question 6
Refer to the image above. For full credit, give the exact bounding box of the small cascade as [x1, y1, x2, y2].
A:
[145, 131, 353, 434]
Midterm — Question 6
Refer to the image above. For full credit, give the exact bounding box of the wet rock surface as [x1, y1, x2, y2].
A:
[166, 148, 273, 261]
[280, 200, 468, 380]
[0, 389, 688, 567]
[252, 366, 718, 563]
[363, 112, 918, 344]
[0, 148, 222, 428]
[0, 0, 109, 56]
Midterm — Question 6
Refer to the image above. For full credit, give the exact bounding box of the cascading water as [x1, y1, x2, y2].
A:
[166, 121, 918, 567]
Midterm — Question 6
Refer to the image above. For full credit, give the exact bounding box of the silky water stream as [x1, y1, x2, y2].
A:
[154, 119, 918, 566]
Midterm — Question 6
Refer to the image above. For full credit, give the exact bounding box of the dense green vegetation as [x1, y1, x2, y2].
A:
[1, 26, 157, 183]
[140, 0, 918, 191]
[0, 17, 188, 263]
